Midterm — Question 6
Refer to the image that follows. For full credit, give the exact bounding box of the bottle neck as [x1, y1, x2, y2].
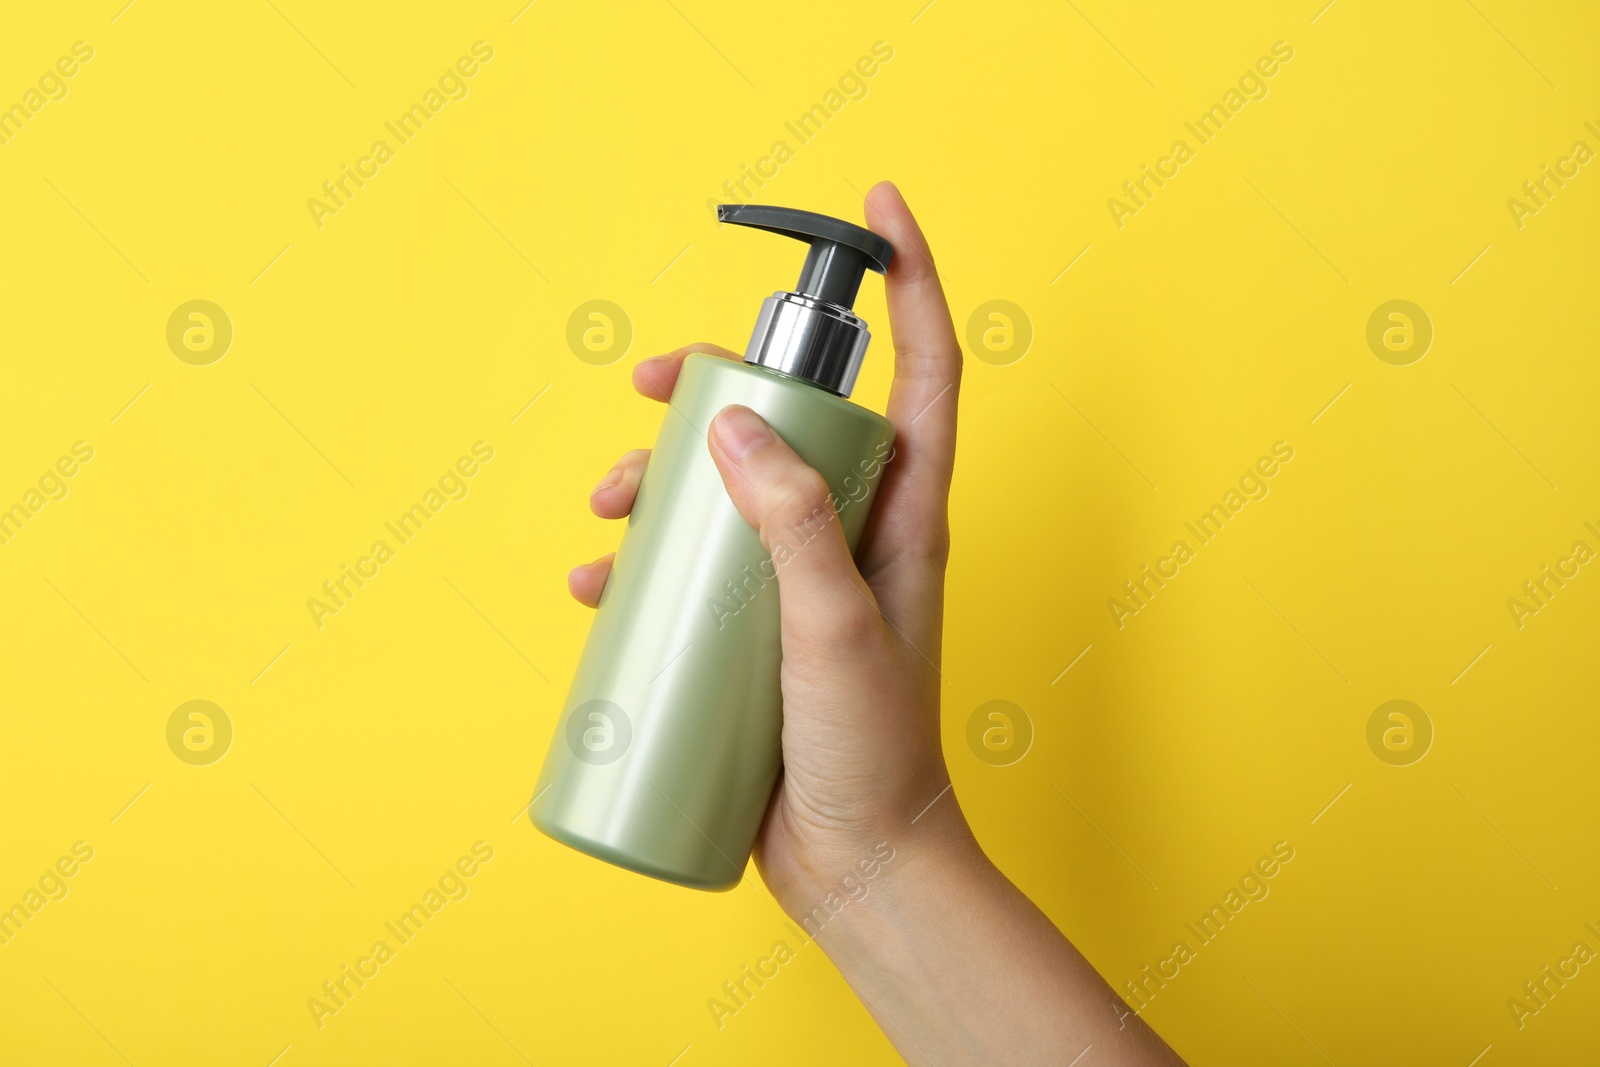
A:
[741, 291, 871, 398]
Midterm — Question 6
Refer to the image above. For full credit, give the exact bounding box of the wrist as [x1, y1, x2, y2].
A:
[761, 759, 988, 915]
[776, 786, 997, 958]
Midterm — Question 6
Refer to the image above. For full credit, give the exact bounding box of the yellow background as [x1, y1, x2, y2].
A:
[1, 0, 1596, 1063]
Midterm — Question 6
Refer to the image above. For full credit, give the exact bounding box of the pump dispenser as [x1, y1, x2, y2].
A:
[529, 205, 897, 891]
[722, 203, 893, 396]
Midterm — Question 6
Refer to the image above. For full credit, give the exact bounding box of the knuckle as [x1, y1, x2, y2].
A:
[830, 593, 882, 642]
[768, 466, 834, 528]
[785, 575, 880, 643]
[771, 463, 832, 511]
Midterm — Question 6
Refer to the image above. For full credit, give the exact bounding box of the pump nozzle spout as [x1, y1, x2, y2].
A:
[718, 204, 893, 310]
[719, 203, 893, 398]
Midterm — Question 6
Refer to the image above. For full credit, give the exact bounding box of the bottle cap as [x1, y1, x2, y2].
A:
[719, 204, 893, 397]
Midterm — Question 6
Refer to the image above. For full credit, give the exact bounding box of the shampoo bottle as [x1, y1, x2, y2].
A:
[530, 205, 896, 890]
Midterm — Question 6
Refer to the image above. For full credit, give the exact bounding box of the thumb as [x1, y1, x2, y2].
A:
[707, 405, 880, 641]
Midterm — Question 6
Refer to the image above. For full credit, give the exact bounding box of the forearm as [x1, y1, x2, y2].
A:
[804, 809, 1185, 1066]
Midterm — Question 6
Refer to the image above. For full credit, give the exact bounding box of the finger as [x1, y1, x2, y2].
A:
[589, 448, 650, 519]
[862, 182, 962, 540]
[707, 405, 882, 641]
[632, 342, 743, 402]
[567, 553, 614, 609]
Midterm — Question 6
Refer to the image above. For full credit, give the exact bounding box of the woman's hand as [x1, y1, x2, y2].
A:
[569, 182, 1183, 1066]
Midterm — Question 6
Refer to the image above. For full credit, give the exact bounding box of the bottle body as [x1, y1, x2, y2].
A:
[530, 354, 894, 890]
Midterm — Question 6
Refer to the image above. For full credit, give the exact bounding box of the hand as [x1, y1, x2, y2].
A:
[569, 182, 1183, 1066]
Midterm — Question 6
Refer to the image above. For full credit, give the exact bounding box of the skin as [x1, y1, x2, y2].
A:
[570, 182, 1185, 1066]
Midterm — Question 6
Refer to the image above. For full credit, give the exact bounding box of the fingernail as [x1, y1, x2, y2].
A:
[714, 405, 772, 461]
[568, 553, 613, 581]
[592, 468, 622, 494]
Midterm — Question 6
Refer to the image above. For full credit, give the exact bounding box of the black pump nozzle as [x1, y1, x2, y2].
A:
[718, 204, 893, 309]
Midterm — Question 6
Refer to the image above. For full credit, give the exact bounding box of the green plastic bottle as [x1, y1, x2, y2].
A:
[530, 205, 897, 890]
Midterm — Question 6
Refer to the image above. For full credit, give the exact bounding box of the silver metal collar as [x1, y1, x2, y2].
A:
[742, 291, 870, 398]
